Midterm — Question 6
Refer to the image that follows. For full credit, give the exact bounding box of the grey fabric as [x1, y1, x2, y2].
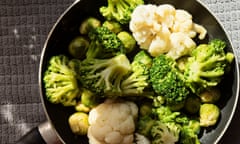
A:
[0, 0, 239, 144]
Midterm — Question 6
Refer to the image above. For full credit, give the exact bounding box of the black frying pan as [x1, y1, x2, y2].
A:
[16, 0, 240, 143]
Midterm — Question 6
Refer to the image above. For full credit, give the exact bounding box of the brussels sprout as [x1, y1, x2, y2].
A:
[102, 20, 123, 34]
[79, 17, 101, 34]
[68, 112, 89, 135]
[199, 87, 221, 103]
[117, 31, 136, 53]
[184, 96, 201, 114]
[139, 102, 152, 116]
[68, 36, 89, 59]
[199, 104, 220, 127]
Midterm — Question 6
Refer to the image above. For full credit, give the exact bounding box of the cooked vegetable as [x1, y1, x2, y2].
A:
[150, 55, 190, 110]
[117, 31, 137, 53]
[130, 4, 207, 59]
[180, 120, 201, 144]
[137, 115, 155, 137]
[68, 112, 89, 135]
[184, 39, 234, 93]
[86, 26, 125, 59]
[102, 20, 123, 34]
[199, 103, 220, 127]
[79, 54, 131, 96]
[99, 0, 144, 25]
[121, 50, 152, 95]
[151, 122, 180, 144]
[43, 55, 81, 106]
[135, 133, 151, 144]
[88, 99, 138, 144]
[198, 87, 221, 103]
[68, 36, 89, 59]
[184, 96, 201, 114]
[79, 17, 101, 35]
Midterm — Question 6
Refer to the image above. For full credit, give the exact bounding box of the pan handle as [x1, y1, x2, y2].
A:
[16, 121, 62, 144]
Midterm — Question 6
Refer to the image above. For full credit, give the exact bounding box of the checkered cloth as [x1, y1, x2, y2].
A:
[0, 0, 239, 144]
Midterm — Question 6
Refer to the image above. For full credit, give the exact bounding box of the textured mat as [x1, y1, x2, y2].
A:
[0, 0, 239, 144]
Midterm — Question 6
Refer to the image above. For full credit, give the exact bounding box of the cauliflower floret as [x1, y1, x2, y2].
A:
[130, 4, 207, 59]
[167, 32, 196, 59]
[88, 99, 138, 144]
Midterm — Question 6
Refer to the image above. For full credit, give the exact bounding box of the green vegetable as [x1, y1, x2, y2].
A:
[180, 122, 201, 144]
[68, 36, 89, 59]
[80, 88, 100, 108]
[43, 55, 81, 106]
[199, 87, 221, 103]
[99, 0, 144, 25]
[86, 26, 125, 59]
[150, 55, 190, 110]
[79, 54, 131, 95]
[121, 50, 152, 95]
[151, 121, 180, 144]
[137, 115, 155, 137]
[139, 102, 152, 116]
[200, 103, 220, 127]
[68, 112, 89, 135]
[184, 39, 234, 93]
[184, 96, 201, 114]
[117, 31, 136, 53]
[102, 20, 123, 34]
[79, 17, 101, 35]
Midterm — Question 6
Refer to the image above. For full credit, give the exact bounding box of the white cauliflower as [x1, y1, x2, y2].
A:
[88, 99, 138, 144]
[130, 4, 207, 59]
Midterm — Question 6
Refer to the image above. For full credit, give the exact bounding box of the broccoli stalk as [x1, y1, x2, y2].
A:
[184, 39, 234, 93]
[86, 26, 125, 59]
[150, 54, 190, 110]
[43, 55, 81, 106]
[80, 54, 131, 96]
[121, 51, 152, 95]
[100, 0, 144, 25]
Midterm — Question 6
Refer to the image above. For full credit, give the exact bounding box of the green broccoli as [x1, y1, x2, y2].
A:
[153, 106, 181, 123]
[137, 115, 155, 137]
[99, 0, 144, 25]
[43, 55, 81, 106]
[184, 39, 234, 93]
[79, 54, 131, 96]
[79, 17, 101, 35]
[102, 20, 123, 34]
[150, 54, 190, 110]
[121, 50, 152, 95]
[151, 121, 181, 144]
[86, 26, 125, 59]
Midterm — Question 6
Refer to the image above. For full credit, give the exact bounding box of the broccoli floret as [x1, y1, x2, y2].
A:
[151, 121, 181, 144]
[99, 0, 144, 25]
[184, 39, 234, 93]
[79, 54, 131, 96]
[137, 115, 155, 137]
[43, 55, 81, 106]
[79, 17, 101, 35]
[121, 50, 152, 95]
[117, 31, 137, 53]
[86, 26, 125, 59]
[102, 20, 123, 34]
[153, 106, 181, 123]
[150, 55, 190, 110]
[180, 120, 201, 144]
[68, 36, 89, 59]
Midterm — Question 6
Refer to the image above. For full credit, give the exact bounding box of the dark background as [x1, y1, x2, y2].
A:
[0, 0, 239, 143]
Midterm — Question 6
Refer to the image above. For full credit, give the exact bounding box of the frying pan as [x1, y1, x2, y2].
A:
[16, 0, 240, 143]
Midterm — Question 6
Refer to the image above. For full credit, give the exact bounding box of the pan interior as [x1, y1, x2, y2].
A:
[39, 0, 239, 143]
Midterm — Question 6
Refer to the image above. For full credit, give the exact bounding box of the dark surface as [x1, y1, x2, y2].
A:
[0, 0, 240, 144]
